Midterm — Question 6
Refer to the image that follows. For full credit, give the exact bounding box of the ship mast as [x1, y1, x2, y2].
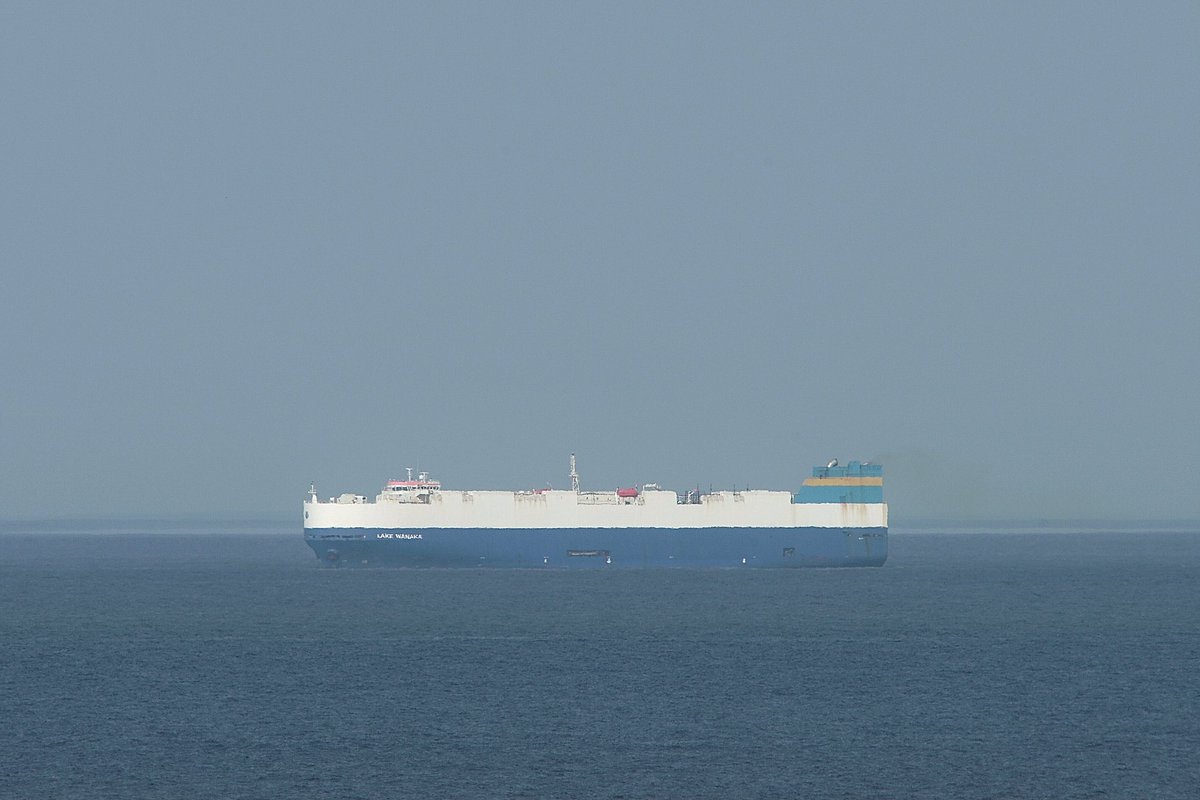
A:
[569, 453, 579, 493]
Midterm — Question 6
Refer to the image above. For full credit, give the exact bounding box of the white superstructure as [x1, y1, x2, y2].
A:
[304, 467, 886, 531]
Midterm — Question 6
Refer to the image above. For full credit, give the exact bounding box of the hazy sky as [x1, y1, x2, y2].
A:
[2, 3, 1197, 520]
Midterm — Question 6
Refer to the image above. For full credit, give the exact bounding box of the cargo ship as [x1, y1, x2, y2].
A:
[303, 455, 886, 568]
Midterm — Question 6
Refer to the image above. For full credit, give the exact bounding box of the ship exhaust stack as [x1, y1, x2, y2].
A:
[569, 453, 580, 493]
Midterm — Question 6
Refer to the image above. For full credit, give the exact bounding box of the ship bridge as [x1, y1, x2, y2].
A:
[379, 469, 441, 504]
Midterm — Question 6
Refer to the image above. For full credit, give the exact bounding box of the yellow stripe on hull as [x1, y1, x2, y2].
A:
[802, 477, 884, 487]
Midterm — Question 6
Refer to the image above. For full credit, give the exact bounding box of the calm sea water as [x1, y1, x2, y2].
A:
[2, 523, 1197, 799]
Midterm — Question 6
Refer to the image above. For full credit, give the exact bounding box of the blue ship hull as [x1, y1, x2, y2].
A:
[304, 527, 888, 568]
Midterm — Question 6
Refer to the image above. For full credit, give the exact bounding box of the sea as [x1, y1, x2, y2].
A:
[2, 522, 1197, 799]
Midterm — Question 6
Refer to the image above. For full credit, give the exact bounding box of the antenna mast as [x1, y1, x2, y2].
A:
[569, 453, 579, 493]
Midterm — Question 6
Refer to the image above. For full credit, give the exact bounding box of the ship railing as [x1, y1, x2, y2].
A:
[576, 492, 619, 505]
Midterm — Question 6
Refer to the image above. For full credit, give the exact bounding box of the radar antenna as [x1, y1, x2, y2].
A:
[569, 453, 579, 493]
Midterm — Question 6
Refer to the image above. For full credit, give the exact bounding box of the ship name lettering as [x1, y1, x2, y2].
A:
[376, 532, 423, 540]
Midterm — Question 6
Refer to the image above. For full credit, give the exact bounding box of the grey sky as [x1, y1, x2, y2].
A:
[2, 3, 1197, 520]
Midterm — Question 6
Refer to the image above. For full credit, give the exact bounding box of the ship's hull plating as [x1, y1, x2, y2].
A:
[304, 526, 888, 568]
